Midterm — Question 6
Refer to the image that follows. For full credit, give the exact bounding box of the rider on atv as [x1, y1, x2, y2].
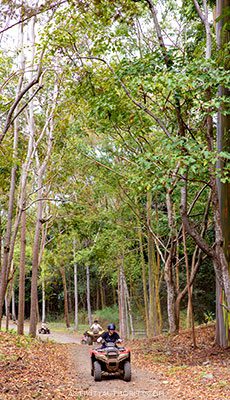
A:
[90, 319, 103, 334]
[97, 323, 122, 348]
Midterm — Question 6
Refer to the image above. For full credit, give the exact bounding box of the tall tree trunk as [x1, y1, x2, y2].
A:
[155, 199, 162, 333]
[146, 191, 157, 336]
[216, 0, 230, 347]
[5, 294, 9, 330]
[96, 287, 100, 310]
[29, 36, 57, 337]
[0, 11, 42, 327]
[11, 284, 16, 321]
[5, 263, 14, 330]
[165, 190, 178, 333]
[86, 265, 92, 326]
[29, 189, 43, 337]
[5, 293, 10, 331]
[60, 265, 70, 328]
[137, 215, 150, 336]
[17, 207, 26, 335]
[39, 210, 49, 326]
[73, 239, 78, 331]
[0, 108, 20, 328]
[118, 258, 127, 339]
[42, 279, 46, 324]
[124, 279, 134, 338]
[182, 226, 196, 347]
[100, 282, 105, 309]
[0, 213, 2, 272]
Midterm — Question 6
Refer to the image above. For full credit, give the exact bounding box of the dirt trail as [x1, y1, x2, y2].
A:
[42, 330, 173, 400]
[69, 343, 172, 400]
[7, 322, 173, 399]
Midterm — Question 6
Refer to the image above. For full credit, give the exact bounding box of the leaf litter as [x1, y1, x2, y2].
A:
[0, 324, 229, 400]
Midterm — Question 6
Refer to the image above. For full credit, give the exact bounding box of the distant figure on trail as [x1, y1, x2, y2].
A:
[90, 319, 103, 334]
[38, 322, 50, 334]
[97, 323, 122, 347]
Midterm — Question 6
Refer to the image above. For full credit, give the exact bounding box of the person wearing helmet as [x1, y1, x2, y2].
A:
[97, 323, 121, 347]
[90, 319, 103, 334]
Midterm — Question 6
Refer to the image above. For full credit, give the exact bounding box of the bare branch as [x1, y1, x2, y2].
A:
[73, 55, 172, 140]
[0, 50, 45, 144]
[192, 0, 205, 23]
[0, 0, 68, 35]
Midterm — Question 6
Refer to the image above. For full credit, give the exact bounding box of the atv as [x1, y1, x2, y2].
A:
[90, 341, 131, 382]
[81, 334, 88, 344]
[38, 324, 50, 334]
[84, 329, 105, 345]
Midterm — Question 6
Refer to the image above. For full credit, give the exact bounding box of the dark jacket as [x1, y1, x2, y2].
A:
[101, 331, 120, 344]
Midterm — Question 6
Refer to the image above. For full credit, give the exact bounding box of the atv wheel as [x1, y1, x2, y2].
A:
[123, 361, 131, 382]
[94, 361, 102, 381]
[87, 336, 93, 345]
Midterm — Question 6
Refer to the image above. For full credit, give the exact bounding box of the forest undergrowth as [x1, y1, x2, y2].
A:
[130, 324, 230, 399]
[0, 324, 229, 400]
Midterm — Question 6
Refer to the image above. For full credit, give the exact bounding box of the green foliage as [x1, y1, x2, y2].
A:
[204, 311, 215, 324]
[94, 305, 119, 326]
[0, 0, 226, 330]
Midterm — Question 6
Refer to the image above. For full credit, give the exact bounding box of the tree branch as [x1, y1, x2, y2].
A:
[72, 55, 172, 140]
[0, 0, 68, 35]
[0, 50, 45, 144]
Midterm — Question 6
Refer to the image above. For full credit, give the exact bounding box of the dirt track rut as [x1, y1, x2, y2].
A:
[68, 343, 172, 400]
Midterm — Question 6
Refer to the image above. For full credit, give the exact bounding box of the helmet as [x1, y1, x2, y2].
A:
[107, 323, 116, 330]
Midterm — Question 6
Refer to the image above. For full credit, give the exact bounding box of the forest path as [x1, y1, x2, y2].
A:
[68, 342, 172, 400]
[6, 322, 173, 399]
[39, 328, 173, 400]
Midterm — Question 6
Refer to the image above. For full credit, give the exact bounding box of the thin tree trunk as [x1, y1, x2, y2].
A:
[147, 191, 157, 336]
[124, 279, 134, 338]
[17, 207, 26, 335]
[11, 284, 16, 321]
[165, 190, 178, 333]
[42, 280, 46, 323]
[0, 213, 2, 272]
[0, 11, 45, 327]
[60, 266, 70, 328]
[215, 0, 230, 348]
[29, 52, 57, 337]
[5, 295, 9, 330]
[86, 265, 92, 326]
[68, 277, 73, 314]
[118, 259, 127, 339]
[5, 263, 14, 330]
[137, 217, 150, 336]
[182, 226, 196, 347]
[155, 198, 163, 333]
[29, 189, 42, 337]
[39, 215, 49, 326]
[28, 14, 42, 335]
[0, 116, 19, 328]
[100, 282, 105, 309]
[96, 287, 100, 310]
[73, 239, 78, 331]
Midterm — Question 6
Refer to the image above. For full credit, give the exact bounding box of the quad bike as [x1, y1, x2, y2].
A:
[38, 324, 50, 334]
[84, 329, 105, 345]
[81, 334, 88, 344]
[90, 341, 131, 382]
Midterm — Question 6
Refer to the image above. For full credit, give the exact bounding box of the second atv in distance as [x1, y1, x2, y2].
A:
[90, 341, 131, 382]
[84, 329, 105, 345]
